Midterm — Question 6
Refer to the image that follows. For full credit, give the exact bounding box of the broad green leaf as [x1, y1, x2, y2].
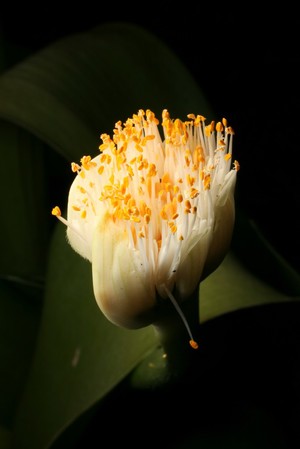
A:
[0, 121, 50, 282]
[201, 210, 300, 322]
[232, 210, 300, 296]
[12, 222, 157, 449]
[200, 252, 299, 323]
[0, 279, 42, 434]
[0, 22, 213, 165]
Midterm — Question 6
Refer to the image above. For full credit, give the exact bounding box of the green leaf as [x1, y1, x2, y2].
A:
[0, 121, 50, 282]
[200, 251, 299, 324]
[201, 210, 300, 323]
[12, 222, 157, 449]
[0, 21, 213, 164]
[0, 279, 42, 434]
[231, 210, 300, 296]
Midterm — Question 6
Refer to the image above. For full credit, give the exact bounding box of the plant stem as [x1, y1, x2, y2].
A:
[129, 288, 201, 389]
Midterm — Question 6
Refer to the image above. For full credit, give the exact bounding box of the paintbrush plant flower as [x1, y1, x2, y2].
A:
[52, 109, 239, 350]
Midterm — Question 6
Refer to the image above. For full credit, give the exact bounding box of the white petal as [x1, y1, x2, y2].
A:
[175, 226, 213, 299]
[92, 214, 157, 329]
[202, 171, 237, 279]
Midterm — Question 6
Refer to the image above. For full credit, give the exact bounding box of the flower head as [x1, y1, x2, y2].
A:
[52, 109, 239, 348]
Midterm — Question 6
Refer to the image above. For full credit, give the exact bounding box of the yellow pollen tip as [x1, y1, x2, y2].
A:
[51, 206, 61, 217]
[189, 340, 199, 350]
[71, 162, 80, 173]
[234, 160, 240, 171]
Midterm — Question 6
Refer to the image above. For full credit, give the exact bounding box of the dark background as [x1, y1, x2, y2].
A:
[1, 3, 299, 273]
[1, 4, 300, 448]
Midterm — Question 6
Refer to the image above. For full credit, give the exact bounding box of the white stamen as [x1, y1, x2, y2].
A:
[161, 284, 198, 349]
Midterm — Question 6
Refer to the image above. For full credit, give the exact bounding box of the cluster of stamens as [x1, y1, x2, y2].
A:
[52, 109, 239, 349]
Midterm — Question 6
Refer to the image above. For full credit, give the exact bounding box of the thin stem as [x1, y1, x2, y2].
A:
[153, 288, 200, 374]
[129, 287, 201, 389]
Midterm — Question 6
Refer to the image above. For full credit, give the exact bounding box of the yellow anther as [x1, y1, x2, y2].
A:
[168, 222, 177, 234]
[234, 160, 240, 171]
[190, 188, 199, 199]
[189, 340, 199, 350]
[81, 210, 87, 219]
[160, 208, 168, 220]
[215, 121, 224, 132]
[225, 153, 232, 161]
[196, 114, 206, 123]
[71, 162, 80, 173]
[141, 135, 155, 145]
[177, 194, 183, 203]
[205, 124, 212, 137]
[51, 206, 61, 216]
[135, 144, 143, 153]
[127, 165, 134, 177]
[72, 205, 81, 211]
[127, 197, 136, 208]
[148, 163, 157, 177]
[99, 143, 108, 151]
[187, 174, 195, 186]
[185, 155, 191, 167]
[204, 174, 211, 190]
[187, 113, 196, 120]
[185, 200, 191, 210]
[132, 135, 140, 143]
[81, 155, 92, 169]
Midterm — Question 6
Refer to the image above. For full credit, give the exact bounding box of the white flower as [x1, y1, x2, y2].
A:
[52, 109, 239, 349]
